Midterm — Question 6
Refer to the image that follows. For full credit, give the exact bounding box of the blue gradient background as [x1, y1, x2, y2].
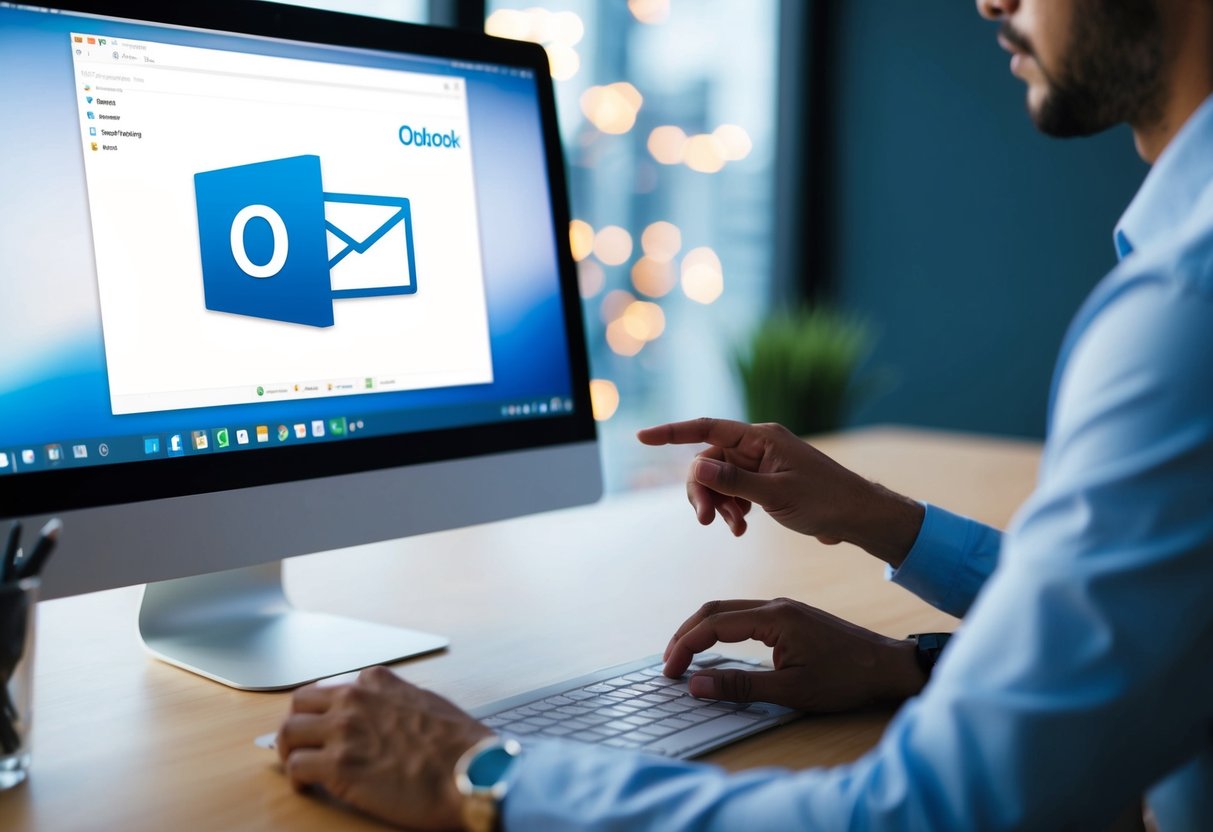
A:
[0, 6, 572, 448]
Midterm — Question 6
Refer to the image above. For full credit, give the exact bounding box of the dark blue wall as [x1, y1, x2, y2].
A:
[828, 3, 1149, 438]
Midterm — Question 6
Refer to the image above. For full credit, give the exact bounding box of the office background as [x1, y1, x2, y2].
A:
[270, 0, 1149, 489]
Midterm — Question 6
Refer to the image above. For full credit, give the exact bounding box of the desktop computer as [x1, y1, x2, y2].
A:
[0, 0, 601, 690]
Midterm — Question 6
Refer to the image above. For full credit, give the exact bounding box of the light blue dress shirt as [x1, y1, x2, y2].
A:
[504, 96, 1213, 830]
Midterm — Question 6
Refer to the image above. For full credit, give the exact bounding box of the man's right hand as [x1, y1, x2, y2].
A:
[663, 597, 928, 711]
[638, 418, 925, 567]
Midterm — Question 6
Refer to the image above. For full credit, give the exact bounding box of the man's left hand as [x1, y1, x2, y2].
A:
[277, 666, 492, 830]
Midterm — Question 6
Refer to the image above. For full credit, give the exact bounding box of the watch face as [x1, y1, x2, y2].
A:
[467, 744, 519, 789]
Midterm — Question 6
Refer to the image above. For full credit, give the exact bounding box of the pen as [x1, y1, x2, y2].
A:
[0, 521, 21, 584]
[16, 518, 61, 581]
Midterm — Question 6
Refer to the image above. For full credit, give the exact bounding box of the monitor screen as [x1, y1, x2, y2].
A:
[0, 2, 593, 513]
[0, 1, 599, 607]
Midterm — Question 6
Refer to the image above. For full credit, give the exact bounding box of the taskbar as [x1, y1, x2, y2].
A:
[0, 393, 575, 474]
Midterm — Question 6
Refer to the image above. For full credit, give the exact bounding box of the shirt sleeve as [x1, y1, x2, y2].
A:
[885, 503, 1003, 617]
[504, 277, 1213, 831]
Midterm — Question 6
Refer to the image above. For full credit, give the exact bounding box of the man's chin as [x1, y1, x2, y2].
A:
[1027, 89, 1117, 139]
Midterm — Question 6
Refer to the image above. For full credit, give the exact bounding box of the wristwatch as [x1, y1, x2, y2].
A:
[454, 735, 522, 832]
[908, 632, 952, 679]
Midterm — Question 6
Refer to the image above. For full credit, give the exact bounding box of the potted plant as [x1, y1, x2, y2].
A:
[733, 307, 879, 436]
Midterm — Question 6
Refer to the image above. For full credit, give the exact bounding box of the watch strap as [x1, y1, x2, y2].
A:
[909, 632, 952, 679]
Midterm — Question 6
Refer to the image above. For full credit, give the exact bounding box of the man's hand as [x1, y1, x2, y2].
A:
[663, 598, 927, 712]
[276, 666, 492, 831]
[637, 418, 924, 568]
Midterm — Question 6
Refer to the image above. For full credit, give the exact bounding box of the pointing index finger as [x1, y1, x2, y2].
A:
[637, 418, 751, 448]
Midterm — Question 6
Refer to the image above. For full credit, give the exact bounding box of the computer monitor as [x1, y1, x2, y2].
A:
[0, 0, 601, 689]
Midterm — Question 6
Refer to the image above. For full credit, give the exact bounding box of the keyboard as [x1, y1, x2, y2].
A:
[468, 653, 799, 759]
[255, 654, 798, 759]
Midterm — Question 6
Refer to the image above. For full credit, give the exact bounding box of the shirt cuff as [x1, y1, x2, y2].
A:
[885, 503, 1000, 617]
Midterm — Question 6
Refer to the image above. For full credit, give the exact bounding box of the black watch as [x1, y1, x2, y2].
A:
[908, 632, 952, 679]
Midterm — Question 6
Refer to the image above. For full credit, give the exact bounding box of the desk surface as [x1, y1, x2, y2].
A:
[0, 427, 1041, 831]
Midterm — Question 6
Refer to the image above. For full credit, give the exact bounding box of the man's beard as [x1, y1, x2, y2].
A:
[1007, 1, 1166, 137]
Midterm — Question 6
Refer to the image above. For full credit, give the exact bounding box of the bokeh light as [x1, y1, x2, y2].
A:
[628, 0, 670, 25]
[484, 8, 529, 40]
[713, 124, 753, 161]
[578, 259, 605, 298]
[581, 83, 643, 134]
[594, 225, 634, 265]
[631, 256, 677, 298]
[545, 43, 580, 81]
[681, 247, 725, 304]
[569, 219, 595, 261]
[600, 288, 636, 324]
[485, 7, 584, 80]
[621, 300, 666, 341]
[641, 221, 682, 262]
[589, 379, 620, 421]
[551, 10, 585, 45]
[606, 319, 645, 356]
[647, 125, 687, 165]
[684, 134, 727, 173]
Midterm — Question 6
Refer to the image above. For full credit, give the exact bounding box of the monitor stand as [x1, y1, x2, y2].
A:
[138, 561, 449, 690]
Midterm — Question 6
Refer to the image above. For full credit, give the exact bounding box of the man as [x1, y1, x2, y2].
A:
[276, 0, 1213, 828]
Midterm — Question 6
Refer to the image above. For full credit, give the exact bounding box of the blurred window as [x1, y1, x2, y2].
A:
[487, 1, 780, 490]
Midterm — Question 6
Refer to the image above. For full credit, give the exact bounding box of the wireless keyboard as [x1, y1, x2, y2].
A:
[469, 653, 799, 758]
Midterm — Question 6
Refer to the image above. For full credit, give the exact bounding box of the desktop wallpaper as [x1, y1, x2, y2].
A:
[0, 5, 574, 455]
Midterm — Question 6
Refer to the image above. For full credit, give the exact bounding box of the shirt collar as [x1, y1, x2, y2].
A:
[1114, 93, 1213, 261]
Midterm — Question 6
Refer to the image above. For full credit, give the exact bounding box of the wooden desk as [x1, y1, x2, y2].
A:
[0, 427, 1040, 831]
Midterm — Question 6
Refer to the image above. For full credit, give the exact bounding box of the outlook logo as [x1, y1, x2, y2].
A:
[398, 125, 462, 149]
[194, 155, 417, 328]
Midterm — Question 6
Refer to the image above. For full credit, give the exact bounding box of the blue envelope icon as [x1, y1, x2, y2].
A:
[195, 155, 417, 328]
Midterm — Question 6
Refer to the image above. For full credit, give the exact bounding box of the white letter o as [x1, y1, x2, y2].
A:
[230, 204, 289, 278]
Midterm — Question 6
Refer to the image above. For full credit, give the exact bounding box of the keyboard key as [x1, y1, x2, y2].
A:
[673, 709, 715, 724]
[605, 737, 642, 749]
[483, 716, 509, 728]
[540, 726, 573, 737]
[565, 690, 597, 701]
[638, 693, 676, 705]
[543, 695, 575, 706]
[645, 714, 755, 756]
[636, 722, 682, 738]
[623, 730, 656, 744]
[623, 714, 656, 727]
[706, 701, 751, 712]
[609, 702, 646, 715]
[655, 699, 696, 714]
[582, 684, 615, 694]
[602, 719, 636, 734]
[624, 682, 661, 694]
[571, 729, 609, 743]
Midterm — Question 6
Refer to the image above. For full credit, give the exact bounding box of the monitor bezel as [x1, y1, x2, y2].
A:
[0, 0, 596, 519]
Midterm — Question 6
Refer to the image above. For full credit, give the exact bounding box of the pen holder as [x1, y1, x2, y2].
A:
[0, 576, 37, 789]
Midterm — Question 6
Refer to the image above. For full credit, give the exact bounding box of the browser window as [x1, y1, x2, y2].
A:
[71, 34, 493, 416]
